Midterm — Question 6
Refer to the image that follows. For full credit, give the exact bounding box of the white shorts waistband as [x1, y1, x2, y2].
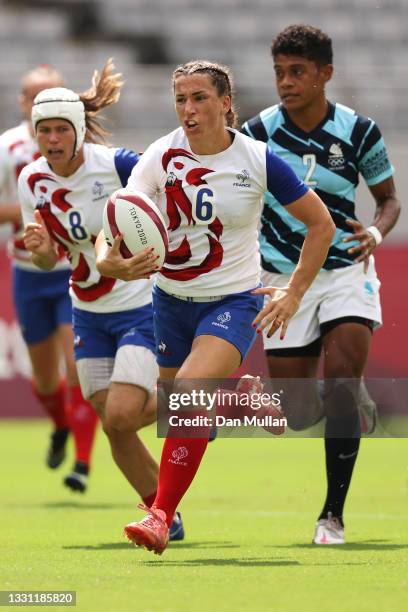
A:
[168, 293, 226, 303]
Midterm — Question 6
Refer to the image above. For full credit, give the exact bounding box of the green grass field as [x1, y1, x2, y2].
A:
[1, 420, 407, 612]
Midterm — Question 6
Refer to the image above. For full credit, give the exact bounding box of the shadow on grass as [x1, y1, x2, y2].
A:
[270, 540, 408, 551]
[142, 558, 300, 567]
[44, 501, 133, 510]
[3, 501, 134, 510]
[63, 540, 239, 551]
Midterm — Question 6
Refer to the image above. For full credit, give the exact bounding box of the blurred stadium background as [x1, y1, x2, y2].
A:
[0, 0, 407, 417]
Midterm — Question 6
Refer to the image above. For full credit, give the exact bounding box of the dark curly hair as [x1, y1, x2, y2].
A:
[271, 25, 333, 66]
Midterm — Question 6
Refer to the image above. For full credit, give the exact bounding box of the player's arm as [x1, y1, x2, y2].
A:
[0, 146, 22, 224]
[18, 169, 58, 270]
[343, 121, 401, 269]
[284, 189, 335, 296]
[254, 190, 335, 338]
[0, 202, 21, 225]
[23, 209, 58, 270]
[95, 230, 159, 281]
[253, 147, 335, 338]
[343, 176, 400, 266]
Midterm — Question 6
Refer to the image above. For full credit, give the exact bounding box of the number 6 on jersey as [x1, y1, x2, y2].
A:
[192, 186, 217, 224]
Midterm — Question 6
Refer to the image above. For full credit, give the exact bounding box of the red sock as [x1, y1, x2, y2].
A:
[142, 491, 157, 508]
[154, 437, 209, 526]
[33, 380, 68, 429]
[68, 385, 99, 466]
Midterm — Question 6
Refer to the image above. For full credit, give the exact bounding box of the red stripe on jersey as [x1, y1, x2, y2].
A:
[39, 205, 72, 245]
[165, 180, 194, 230]
[165, 235, 191, 265]
[71, 275, 116, 302]
[162, 148, 198, 172]
[14, 238, 26, 250]
[208, 217, 223, 240]
[8, 139, 25, 152]
[185, 167, 214, 186]
[51, 188, 72, 212]
[161, 234, 223, 281]
[71, 253, 90, 282]
[28, 172, 55, 193]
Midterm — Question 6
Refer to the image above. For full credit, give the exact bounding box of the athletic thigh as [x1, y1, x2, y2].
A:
[72, 307, 116, 400]
[74, 306, 158, 401]
[194, 289, 263, 364]
[322, 322, 372, 379]
[56, 322, 78, 386]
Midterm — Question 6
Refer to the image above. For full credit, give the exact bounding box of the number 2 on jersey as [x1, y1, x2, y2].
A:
[303, 153, 318, 187]
[192, 186, 217, 224]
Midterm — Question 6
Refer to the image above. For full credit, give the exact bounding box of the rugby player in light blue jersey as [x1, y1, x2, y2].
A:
[242, 24, 400, 545]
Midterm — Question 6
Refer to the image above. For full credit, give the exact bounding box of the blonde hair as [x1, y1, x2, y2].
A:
[21, 64, 64, 94]
[172, 60, 238, 128]
[79, 58, 124, 145]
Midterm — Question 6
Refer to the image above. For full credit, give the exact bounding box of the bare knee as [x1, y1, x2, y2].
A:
[89, 389, 108, 420]
[104, 383, 149, 433]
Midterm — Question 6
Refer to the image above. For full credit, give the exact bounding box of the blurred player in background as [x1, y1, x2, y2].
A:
[97, 59, 334, 555]
[20, 59, 184, 540]
[241, 24, 400, 544]
[0, 65, 98, 491]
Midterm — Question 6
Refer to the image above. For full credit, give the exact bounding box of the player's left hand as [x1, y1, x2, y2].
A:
[343, 218, 377, 272]
[251, 286, 301, 340]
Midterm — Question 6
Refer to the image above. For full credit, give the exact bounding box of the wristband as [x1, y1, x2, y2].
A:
[366, 225, 383, 246]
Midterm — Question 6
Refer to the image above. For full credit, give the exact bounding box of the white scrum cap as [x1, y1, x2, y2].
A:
[31, 87, 86, 156]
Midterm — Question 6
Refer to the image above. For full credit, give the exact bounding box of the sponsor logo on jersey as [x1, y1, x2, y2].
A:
[169, 446, 188, 466]
[233, 169, 251, 188]
[91, 180, 109, 201]
[35, 195, 49, 208]
[211, 311, 231, 330]
[359, 146, 390, 180]
[73, 334, 84, 347]
[328, 143, 345, 170]
[158, 339, 171, 356]
[364, 280, 375, 296]
[122, 327, 137, 339]
[165, 171, 177, 187]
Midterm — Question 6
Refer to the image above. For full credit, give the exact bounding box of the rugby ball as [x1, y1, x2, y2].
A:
[103, 189, 168, 267]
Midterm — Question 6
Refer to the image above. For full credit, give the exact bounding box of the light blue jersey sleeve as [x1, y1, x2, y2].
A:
[356, 122, 394, 187]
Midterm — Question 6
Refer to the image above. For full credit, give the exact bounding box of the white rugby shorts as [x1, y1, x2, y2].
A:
[261, 256, 382, 350]
[76, 345, 158, 400]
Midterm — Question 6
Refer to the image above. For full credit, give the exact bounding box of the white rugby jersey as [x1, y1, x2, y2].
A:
[0, 121, 70, 270]
[19, 143, 153, 312]
[127, 127, 308, 297]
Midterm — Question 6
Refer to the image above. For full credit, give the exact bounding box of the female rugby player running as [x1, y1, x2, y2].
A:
[20, 59, 184, 540]
[0, 64, 98, 491]
[97, 59, 335, 554]
[242, 25, 400, 544]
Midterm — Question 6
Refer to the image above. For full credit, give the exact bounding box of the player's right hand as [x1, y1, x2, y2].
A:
[96, 233, 160, 281]
[23, 210, 56, 257]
